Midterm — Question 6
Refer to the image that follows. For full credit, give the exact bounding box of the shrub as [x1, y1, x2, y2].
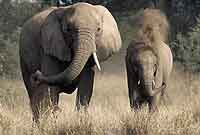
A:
[0, 1, 41, 78]
[170, 18, 200, 72]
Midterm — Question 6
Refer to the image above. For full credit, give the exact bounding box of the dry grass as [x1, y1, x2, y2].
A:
[0, 60, 200, 135]
[1, 8, 200, 135]
[0, 21, 200, 133]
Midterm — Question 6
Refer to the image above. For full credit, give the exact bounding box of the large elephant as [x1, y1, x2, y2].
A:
[19, 2, 121, 122]
[125, 9, 173, 111]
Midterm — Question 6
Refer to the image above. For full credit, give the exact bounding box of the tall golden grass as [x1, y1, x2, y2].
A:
[0, 61, 200, 135]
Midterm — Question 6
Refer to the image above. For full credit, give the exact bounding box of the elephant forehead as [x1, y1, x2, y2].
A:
[138, 51, 156, 64]
[71, 4, 100, 25]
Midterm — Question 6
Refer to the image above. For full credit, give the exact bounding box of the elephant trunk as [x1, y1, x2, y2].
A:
[43, 28, 95, 85]
[141, 71, 156, 96]
[143, 80, 154, 96]
[143, 77, 166, 97]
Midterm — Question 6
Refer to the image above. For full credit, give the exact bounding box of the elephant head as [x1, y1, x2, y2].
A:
[128, 44, 165, 97]
[33, 3, 121, 86]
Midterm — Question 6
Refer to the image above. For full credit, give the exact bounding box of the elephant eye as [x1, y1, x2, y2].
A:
[97, 27, 101, 32]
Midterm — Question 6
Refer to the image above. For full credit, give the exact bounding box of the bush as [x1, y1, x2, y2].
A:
[170, 18, 200, 72]
[0, 29, 20, 78]
[0, 1, 41, 78]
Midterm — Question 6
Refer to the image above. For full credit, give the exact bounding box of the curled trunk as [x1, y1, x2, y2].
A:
[42, 29, 95, 86]
[143, 80, 166, 97]
[142, 71, 165, 96]
[143, 81, 154, 96]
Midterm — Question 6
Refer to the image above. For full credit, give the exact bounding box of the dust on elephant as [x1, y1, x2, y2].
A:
[19, 2, 121, 122]
[126, 9, 173, 111]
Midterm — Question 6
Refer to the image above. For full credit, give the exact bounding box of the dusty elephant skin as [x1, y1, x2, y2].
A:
[126, 9, 173, 111]
[19, 2, 121, 123]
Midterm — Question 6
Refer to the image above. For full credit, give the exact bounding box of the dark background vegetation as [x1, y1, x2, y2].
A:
[1, 0, 200, 78]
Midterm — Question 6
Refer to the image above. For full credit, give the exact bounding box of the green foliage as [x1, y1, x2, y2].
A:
[170, 18, 200, 72]
[166, 0, 200, 39]
[0, 1, 41, 78]
[0, 29, 20, 78]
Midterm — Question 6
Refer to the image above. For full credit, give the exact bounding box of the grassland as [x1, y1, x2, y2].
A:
[0, 51, 200, 135]
[0, 15, 200, 135]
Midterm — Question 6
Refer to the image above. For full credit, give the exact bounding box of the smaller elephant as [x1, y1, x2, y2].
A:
[126, 9, 173, 111]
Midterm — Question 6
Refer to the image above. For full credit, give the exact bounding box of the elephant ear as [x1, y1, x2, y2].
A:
[94, 5, 122, 61]
[41, 7, 71, 62]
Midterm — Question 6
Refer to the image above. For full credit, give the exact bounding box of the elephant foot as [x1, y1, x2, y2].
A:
[131, 103, 141, 111]
[148, 103, 158, 113]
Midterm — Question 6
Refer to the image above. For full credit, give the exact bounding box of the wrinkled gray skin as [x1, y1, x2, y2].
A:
[19, 2, 121, 122]
[126, 42, 173, 111]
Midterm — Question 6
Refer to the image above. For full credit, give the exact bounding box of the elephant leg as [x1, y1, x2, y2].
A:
[130, 90, 142, 111]
[75, 67, 95, 111]
[133, 101, 141, 110]
[128, 81, 134, 110]
[126, 61, 140, 110]
[41, 55, 62, 113]
[133, 95, 143, 111]
[30, 85, 56, 123]
[148, 96, 158, 112]
[31, 55, 64, 123]
[20, 57, 41, 123]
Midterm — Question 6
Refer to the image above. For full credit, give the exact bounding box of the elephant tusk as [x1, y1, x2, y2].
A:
[138, 80, 140, 85]
[93, 52, 101, 71]
[152, 80, 155, 88]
